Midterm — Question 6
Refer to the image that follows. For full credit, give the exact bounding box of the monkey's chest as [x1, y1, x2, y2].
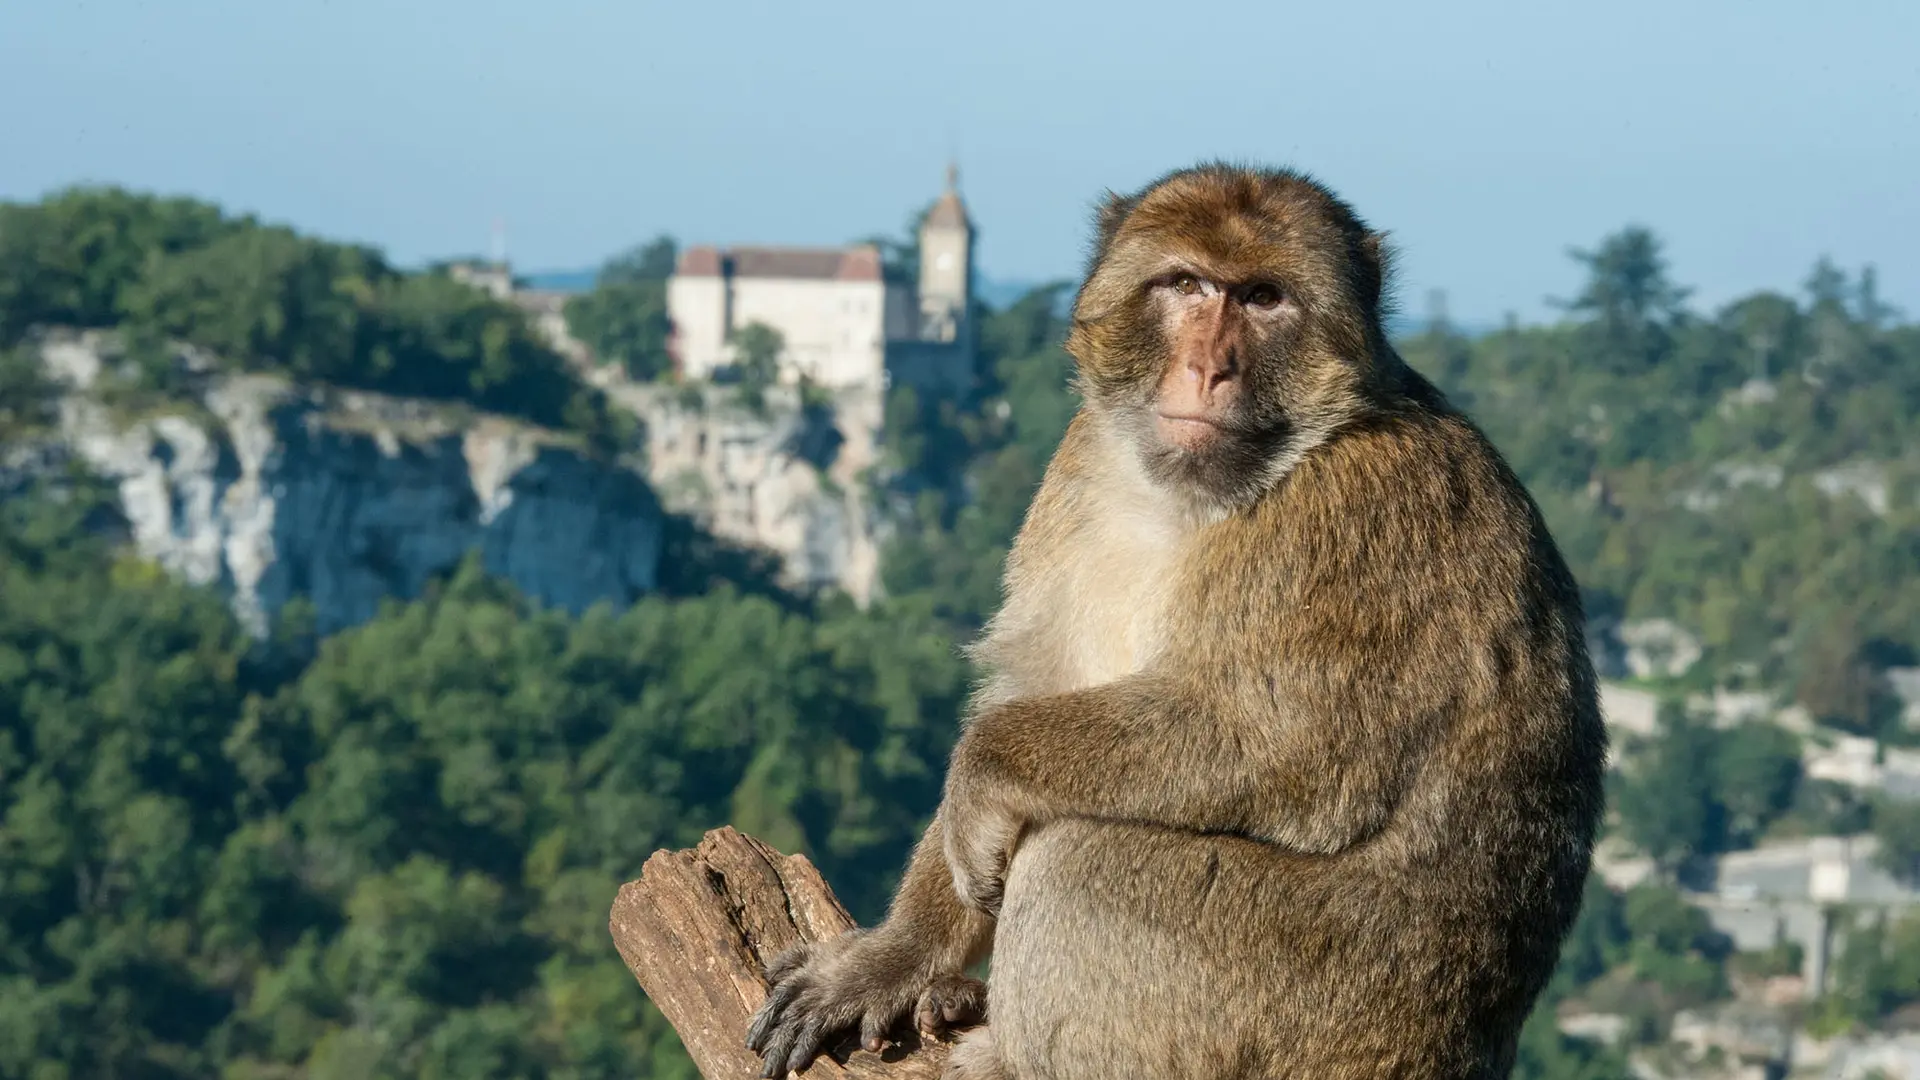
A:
[1013, 535, 1184, 695]
[1064, 578, 1174, 688]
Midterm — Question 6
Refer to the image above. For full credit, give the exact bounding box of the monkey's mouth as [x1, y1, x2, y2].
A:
[1155, 412, 1223, 451]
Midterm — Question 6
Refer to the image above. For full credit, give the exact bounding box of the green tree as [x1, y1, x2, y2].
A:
[1556, 226, 1691, 374]
[0, 345, 59, 438]
[1789, 612, 1904, 737]
[1611, 705, 1725, 869]
[878, 282, 1078, 632]
[2, 185, 613, 435]
[1872, 799, 1920, 885]
[0, 460, 979, 1079]
[563, 237, 677, 381]
[375, 270, 588, 428]
[0, 186, 232, 343]
[1816, 910, 1920, 1031]
[0, 478, 252, 1078]
[1713, 721, 1802, 847]
[564, 283, 672, 381]
[1618, 885, 1730, 1004]
[1552, 878, 1630, 993]
[733, 321, 783, 386]
[1854, 264, 1900, 328]
[119, 224, 376, 384]
[598, 235, 678, 286]
[856, 201, 936, 289]
[1512, 1011, 1632, 1080]
[730, 321, 785, 411]
[1781, 778, 1876, 838]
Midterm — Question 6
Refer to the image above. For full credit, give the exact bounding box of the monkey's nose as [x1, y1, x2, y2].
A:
[1186, 351, 1237, 393]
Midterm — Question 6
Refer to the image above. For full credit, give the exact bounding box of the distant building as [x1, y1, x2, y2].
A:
[510, 289, 589, 366]
[665, 166, 977, 394]
[447, 259, 514, 301]
[1702, 835, 1920, 997]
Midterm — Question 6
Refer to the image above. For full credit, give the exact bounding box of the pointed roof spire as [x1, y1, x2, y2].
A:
[924, 161, 972, 231]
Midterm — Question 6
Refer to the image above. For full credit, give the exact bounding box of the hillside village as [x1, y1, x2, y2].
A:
[1592, 671, 1920, 1077]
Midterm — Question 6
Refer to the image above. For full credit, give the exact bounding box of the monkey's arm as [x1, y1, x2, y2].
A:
[942, 673, 1423, 912]
[744, 809, 994, 1076]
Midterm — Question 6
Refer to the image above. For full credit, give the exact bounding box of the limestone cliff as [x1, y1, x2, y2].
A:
[18, 332, 889, 637]
[606, 376, 887, 607]
[31, 332, 666, 636]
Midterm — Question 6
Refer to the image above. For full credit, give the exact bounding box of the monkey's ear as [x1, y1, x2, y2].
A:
[1357, 230, 1393, 314]
[1091, 191, 1140, 265]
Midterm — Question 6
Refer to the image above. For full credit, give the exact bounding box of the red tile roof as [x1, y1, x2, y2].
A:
[674, 243, 884, 282]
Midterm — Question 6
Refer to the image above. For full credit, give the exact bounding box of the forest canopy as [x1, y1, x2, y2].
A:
[0, 187, 623, 437]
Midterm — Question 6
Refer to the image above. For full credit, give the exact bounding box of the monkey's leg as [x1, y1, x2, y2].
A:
[746, 809, 993, 1076]
[991, 819, 1488, 1080]
[988, 821, 1270, 1080]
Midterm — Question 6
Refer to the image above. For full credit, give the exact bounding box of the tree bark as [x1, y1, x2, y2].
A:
[609, 827, 959, 1079]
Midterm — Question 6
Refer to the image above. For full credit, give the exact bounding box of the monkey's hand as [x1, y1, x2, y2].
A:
[745, 928, 987, 1077]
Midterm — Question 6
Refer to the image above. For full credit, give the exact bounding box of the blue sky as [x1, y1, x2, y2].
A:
[3, 0, 1916, 323]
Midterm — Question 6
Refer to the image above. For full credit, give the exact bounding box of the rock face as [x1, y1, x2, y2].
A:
[24, 331, 893, 636]
[37, 332, 666, 636]
[599, 375, 887, 606]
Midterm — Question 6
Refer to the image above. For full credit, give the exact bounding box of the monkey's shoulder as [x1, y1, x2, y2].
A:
[1271, 410, 1540, 556]
[1207, 407, 1584, 665]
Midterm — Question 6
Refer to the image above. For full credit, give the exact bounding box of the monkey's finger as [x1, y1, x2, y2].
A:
[860, 1010, 891, 1053]
[746, 981, 802, 1051]
[758, 1025, 800, 1079]
[744, 1005, 776, 1052]
[784, 1017, 830, 1075]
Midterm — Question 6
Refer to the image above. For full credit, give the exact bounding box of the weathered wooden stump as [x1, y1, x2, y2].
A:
[609, 827, 961, 1079]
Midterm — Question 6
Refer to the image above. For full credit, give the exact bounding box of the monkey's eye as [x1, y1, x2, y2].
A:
[1243, 284, 1283, 309]
[1170, 273, 1201, 296]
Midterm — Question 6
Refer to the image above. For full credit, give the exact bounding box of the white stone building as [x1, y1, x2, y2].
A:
[666, 168, 977, 393]
[446, 259, 514, 300]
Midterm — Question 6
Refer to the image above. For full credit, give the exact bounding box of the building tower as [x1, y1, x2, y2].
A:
[917, 163, 974, 347]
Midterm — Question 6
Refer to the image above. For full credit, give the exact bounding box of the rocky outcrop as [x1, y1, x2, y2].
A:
[599, 375, 887, 606]
[34, 332, 666, 636]
[22, 331, 894, 636]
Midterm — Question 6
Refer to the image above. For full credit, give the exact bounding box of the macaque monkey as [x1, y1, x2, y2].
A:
[746, 162, 1606, 1079]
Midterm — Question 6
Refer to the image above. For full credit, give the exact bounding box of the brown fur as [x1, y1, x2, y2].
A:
[746, 162, 1606, 1079]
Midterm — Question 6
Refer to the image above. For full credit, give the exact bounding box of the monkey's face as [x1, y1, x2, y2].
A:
[1066, 165, 1386, 509]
